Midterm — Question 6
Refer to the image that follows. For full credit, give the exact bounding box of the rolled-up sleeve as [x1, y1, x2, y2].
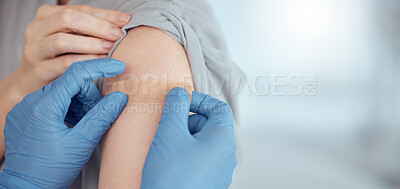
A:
[84, 0, 244, 115]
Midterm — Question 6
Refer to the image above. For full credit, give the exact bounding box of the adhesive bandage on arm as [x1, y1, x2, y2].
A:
[108, 80, 193, 104]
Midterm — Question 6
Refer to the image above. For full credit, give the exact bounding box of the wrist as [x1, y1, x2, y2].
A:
[0, 72, 23, 105]
[13, 58, 53, 97]
[1, 68, 29, 103]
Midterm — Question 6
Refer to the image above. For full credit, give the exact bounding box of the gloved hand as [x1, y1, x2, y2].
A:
[0, 58, 127, 189]
[141, 88, 237, 189]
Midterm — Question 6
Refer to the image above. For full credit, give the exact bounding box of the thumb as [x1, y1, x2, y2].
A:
[156, 87, 191, 138]
[72, 91, 127, 142]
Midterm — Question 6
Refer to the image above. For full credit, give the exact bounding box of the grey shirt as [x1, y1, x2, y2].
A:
[0, 0, 243, 188]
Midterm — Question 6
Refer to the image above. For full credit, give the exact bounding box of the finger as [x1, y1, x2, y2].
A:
[74, 81, 102, 109]
[189, 92, 235, 148]
[43, 54, 107, 82]
[34, 5, 62, 20]
[35, 5, 131, 27]
[187, 114, 208, 134]
[157, 87, 191, 137]
[65, 81, 102, 126]
[190, 92, 234, 125]
[50, 58, 125, 115]
[188, 110, 234, 144]
[37, 33, 114, 58]
[67, 5, 131, 27]
[73, 91, 127, 142]
[39, 8, 123, 41]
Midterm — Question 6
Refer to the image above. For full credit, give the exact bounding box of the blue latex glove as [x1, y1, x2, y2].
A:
[0, 58, 127, 189]
[141, 88, 237, 189]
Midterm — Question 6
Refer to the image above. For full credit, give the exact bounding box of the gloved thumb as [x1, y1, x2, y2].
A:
[72, 91, 127, 142]
[156, 87, 191, 138]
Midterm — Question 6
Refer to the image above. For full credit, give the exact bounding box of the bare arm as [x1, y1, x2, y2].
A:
[99, 26, 194, 188]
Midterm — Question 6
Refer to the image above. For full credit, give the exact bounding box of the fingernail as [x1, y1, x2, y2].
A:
[111, 26, 123, 38]
[101, 41, 114, 50]
[118, 14, 131, 23]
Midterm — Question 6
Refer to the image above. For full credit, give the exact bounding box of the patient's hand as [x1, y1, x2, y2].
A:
[0, 4, 130, 159]
[16, 4, 130, 96]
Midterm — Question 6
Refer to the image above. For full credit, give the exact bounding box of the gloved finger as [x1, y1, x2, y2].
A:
[190, 92, 234, 126]
[187, 114, 208, 135]
[51, 58, 125, 115]
[157, 87, 191, 137]
[65, 81, 102, 126]
[45, 54, 106, 79]
[72, 91, 127, 142]
[189, 92, 235, 144]
[74, 81, 102, 109]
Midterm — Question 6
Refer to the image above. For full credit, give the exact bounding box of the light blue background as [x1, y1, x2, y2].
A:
[208, 0, 400, 188]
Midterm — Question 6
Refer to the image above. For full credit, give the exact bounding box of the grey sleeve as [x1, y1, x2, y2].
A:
[94, 0, 244, 115]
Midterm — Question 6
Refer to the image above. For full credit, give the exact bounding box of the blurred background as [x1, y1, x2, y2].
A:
[207, 0, 400, 188]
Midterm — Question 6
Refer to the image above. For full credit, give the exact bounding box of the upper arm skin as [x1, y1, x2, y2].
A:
[99, 26, 194, 188]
